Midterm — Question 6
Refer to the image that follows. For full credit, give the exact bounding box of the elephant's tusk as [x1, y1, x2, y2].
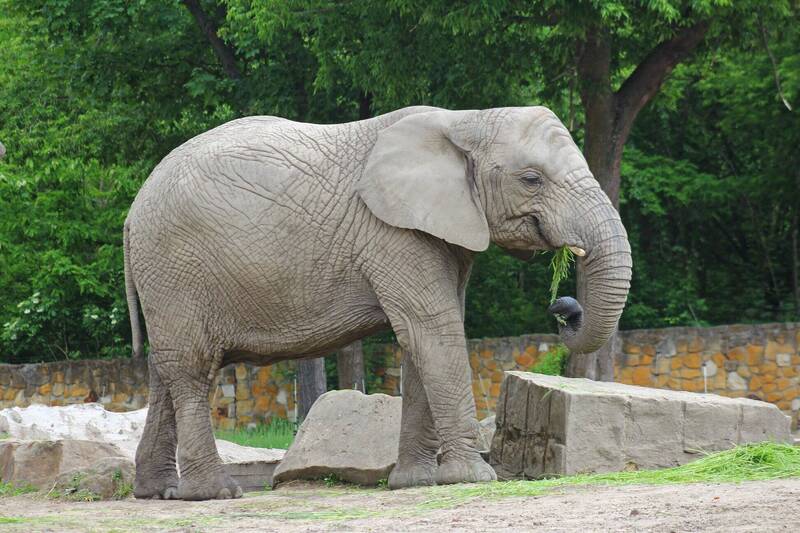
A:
[568, 246, 586, 257]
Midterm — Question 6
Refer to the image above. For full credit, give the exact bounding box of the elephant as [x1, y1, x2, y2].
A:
[124, 105, 632, 500]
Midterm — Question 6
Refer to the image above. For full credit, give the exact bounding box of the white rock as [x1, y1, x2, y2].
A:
[728, 371, 747, 390]
[702, 359, 718, 377]
[776, 353, 791, 367]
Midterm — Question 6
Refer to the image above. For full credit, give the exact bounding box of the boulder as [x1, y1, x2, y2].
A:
[0, 403, 286, 493]
[272, 390, 402, 486]
[54, 456, 135, 500]
[0, 439, 126, 490]
[490, 372, 792, 480]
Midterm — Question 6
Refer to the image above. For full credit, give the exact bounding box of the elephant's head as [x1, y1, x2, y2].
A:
[356, 107, 632, 354]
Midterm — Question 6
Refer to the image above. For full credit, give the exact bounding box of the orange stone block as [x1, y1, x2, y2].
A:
[781, 366, 797, 378]
[632, 367, 652, 387]
[737, 366, 751, 378]
[776, 378, 792, 391]
[640, 354, 654, 366]
[766, 392, 783, 403]
[480, 349, 493, 359]
[38, 383, 51, 396]
[525, 346, 538, 357]
[491, 371, 504, 383]
[667, 377, 682, 390]
[711, 353, 725, 367]
[684, 354, 702, 369]
[728, 347, 746, 363]
[655, 374, 669, 388]
[762, 361, 778, 374]
[688, 338, 703, 353]
[255, 395, 270, 412]
[620, 367, 634, 384]
[69, 386, 89, 398]
[682, 379, 704, 392]
[257, 367, 271, 386]
[485, 360, 498, 371]
[762, 374, 775, 384]
[671, 357, 683, 370]
[746, 345, 764, 365]
[783, 388, 800, 401]
[515, 353, 534, 368]
[490, 383, 501, 397]
[749, 376, 764, 391]
[680, 368, 701, 379]
[623, 343, 641, 355]
[763, 383, 777, 393]
[642, 345, 656, 356]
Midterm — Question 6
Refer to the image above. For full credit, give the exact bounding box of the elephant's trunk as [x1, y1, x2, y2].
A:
[551, 189, 632, 354]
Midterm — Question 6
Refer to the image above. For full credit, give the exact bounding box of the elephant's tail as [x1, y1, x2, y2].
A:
[124, 222, 145, 359]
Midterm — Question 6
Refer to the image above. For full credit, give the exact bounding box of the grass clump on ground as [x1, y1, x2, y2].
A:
[0, 481, 37, 498]
[215, 418, 295, 449]
[436, 442, 800, 502]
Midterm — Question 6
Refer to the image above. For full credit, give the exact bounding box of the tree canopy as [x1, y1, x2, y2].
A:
[0, 0, 797, 363]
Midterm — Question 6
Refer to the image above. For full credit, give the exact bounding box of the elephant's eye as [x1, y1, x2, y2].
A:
[518, 169, 543, 186]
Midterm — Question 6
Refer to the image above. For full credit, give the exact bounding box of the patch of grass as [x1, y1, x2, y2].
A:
[0, 517, 26, 524]
[530, 344, 570, 376]
[215, 418, 295, 449]
[323, 473, 342, 487]
[0, 432, 10, 440]
[436, 442, 800, 502]
[0, 481, 37, 497]
[111, 468, 133, 500]
[549, 246, 575, 304]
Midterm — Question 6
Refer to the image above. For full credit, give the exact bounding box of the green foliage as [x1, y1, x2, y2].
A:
[530, 344, 570, 376]
[214, 419, 295, 450]
[323, 473, 343, 487]
[111, 468, 132, 500]
[0, 0, 797, 366]
[0, 481, 37, 498]
[548, 248, 575, 305]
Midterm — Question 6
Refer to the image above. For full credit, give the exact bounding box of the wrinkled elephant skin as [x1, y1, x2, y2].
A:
[125, 106, 632, 500]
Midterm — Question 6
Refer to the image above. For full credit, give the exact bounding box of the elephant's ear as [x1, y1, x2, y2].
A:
[356, 110, 490, 252]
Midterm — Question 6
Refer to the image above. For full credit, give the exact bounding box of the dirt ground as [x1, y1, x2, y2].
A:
[1, 478, 798, 532]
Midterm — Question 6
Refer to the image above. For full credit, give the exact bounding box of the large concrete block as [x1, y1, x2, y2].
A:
[491, 372, 792, 479]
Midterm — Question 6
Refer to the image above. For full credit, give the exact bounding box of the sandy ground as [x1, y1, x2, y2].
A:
[1, 479, 798, 532]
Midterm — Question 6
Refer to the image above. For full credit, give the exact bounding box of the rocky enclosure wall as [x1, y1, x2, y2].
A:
[1, 322, 798, 429]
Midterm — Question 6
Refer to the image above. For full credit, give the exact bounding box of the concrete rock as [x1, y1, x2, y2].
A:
[54, 456, 135, 500]
[0, 439, 126, 489]
[491, 372, 792, 479]
[272, 390, 401, 486]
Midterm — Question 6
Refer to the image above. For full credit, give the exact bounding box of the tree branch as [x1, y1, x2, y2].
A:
[181, 0, 242, 80]
[615, 21, 710, 135]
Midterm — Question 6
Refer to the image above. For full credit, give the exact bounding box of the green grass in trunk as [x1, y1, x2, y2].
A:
[215, 418, 294, 449]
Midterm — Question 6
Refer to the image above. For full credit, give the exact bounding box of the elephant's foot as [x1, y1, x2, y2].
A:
[388, 462, 437, 490]
[134, 472, 179, 500]
[435, 456, 496, 485]
[177, 471, 243, 501]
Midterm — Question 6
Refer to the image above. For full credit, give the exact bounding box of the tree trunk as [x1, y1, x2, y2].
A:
[337, 340, 366, 392]
[181, 0, 242, 80]
[297, 357, 326, 421]
[566, 21, 709, 380]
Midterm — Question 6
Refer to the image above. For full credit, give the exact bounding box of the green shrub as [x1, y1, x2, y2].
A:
[530, 344, 570, 376]
[214, 418, 295, 449]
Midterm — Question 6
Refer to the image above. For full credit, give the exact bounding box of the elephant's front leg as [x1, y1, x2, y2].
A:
[389, 307, 496, 487]
[388, 357, 440, 489]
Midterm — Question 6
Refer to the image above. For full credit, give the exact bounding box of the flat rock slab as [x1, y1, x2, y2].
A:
[272, 390, 402, 487]
[490, 372, 792, 479]
[0, 439, 127, 489]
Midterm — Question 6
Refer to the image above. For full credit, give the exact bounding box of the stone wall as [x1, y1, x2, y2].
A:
[1, 322, 798, 429]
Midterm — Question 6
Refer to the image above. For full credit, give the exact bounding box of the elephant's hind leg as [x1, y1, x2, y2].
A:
[388, 357, 440, 489]
[153, 351, 242, 501]
[134, 356, 179, 499]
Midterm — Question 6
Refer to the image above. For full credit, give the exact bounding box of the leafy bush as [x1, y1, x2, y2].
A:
[530, 344, 570, 376]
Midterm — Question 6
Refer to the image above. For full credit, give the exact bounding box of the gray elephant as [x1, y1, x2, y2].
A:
[125, 106, 631, 500]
